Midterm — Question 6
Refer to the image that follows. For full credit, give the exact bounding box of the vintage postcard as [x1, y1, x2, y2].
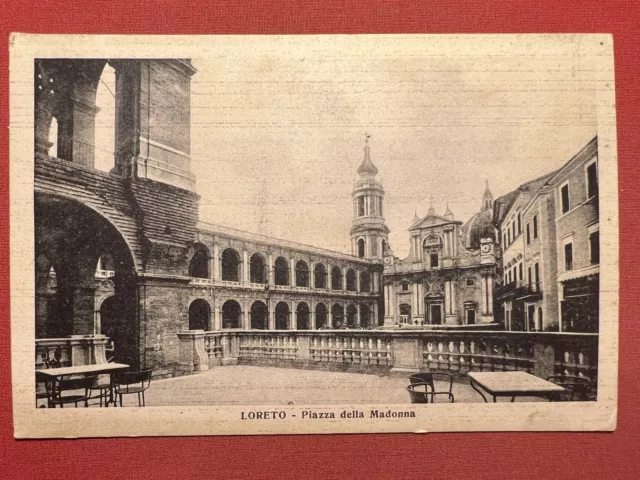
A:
[10, 34, 618, 438]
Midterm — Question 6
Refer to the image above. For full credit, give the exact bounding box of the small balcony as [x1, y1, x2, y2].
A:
[517, 282, 543, 301]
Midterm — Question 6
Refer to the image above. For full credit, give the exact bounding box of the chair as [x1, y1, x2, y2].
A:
[406, 383, 433, 403]
[546, 375, 592, 401]
[48, 376, 97, 408]
[35, 371, 53, 408]
[410, 372, 455, 403]
[114, 370, 152, 407]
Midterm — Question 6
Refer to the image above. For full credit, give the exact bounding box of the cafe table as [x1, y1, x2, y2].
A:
[36, 362, 130, 407]
[467, 371, 566, 403]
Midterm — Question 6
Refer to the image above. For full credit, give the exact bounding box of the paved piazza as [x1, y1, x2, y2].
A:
[134, 367, 544, 407]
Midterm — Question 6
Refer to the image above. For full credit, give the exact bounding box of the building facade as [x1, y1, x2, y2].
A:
[551, 138, 599, 332]
[495, 136, 598, 333]
[382, 186, 498, 327]
[34, 58, 384, 374]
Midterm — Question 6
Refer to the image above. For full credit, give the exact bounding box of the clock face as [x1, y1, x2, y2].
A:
[384, 256, 392, 265]
[481, 244, 491, 253]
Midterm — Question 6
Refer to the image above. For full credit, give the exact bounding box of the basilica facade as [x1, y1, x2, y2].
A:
[382, 184, 499, 327]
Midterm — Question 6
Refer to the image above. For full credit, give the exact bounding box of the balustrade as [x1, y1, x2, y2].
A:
[238, 333, 299, 361]
[309, 333, 392, 367]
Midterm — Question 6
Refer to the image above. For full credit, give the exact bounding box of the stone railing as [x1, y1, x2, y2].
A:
[177, 329, 599, 390]
[35, 334, 111, 369]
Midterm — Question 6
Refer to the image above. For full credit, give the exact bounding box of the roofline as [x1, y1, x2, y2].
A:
[197, 221, 374, 264]
[542, 135, 598, 186]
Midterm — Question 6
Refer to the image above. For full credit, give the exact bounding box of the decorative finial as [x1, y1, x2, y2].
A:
[357, 133, 378, 176]
[427, 196, 435, 216]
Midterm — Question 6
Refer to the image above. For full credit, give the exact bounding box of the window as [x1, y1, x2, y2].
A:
[526, 223, 531, 244]
[517, 214, 522, 235]
[466, 278, 475, 287]
[357, 196, 365, 217]
[504, 274, 508, 284]
[564, 243, 573, 271]
[357, 238, 366, 258]
[466, 309, 476, 325]
[561, 184, 570, 214]
[512, 222, 516, 239]
[590, 231, 600, 264]
[533, 215, 538, 239]
[586, 160, 598, 199]
[518, 263, 523, 281]
[430, 253, 439, 268]
[401, 281, 409, 292]
[507, 229, 511, 245]
[503, 232, 507, 246]
[534, 262, 540, 285]
[527, 266, 532, 286]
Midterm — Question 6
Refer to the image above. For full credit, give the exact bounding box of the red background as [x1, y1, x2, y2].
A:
[1, 1, 639, 478]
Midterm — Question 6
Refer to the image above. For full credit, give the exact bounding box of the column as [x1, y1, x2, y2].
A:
[412, 282, 419, 317]
[372, 272, 379, 293]
[356, 303, 361, 327]
[444, 281, 451, 315]
[242, 249, 249, 284]
[242, 297, 250, 330]
[372, 302, 378, 327]
[290, 301, 296, 330]
[212, 243, 220, 282]
[290, 258, 296, 286]
[268, 253, 274, 286]
[268, 302, 276, 330]
[487, 276, 494, 315]
[213, 305, 221, 331]
[342, 267, 347, 290]
[356, 270, 361, 292]
[417, 283, 423, 317]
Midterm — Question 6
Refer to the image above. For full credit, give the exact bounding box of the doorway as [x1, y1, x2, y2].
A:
[427, 303, 442, 325]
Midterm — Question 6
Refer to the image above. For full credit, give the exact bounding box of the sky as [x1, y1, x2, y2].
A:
[93, 36, 599, 259]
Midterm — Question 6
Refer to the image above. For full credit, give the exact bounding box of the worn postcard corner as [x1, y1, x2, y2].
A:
[10, 33, 618, 438]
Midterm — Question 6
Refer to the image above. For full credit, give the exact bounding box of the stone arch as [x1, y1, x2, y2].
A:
[296, 302, 310, 330]
[346, 304, 358, 327]
[331, 303, 344, 328]
[275, 301, 290, 330]
[188, 298, 212, 330]
[331, 266, 343, 290]
[188, 243, 210, 279]
[357, 238, 366, 258]
[346, 268, 357, 292]
[274, 256, 289, 286]
[250, 300, 268, 330]
[35, 191, 139, 366]
[250, 252, 267, 284]
[314, 263, 327, 289]
[222, 299, 242, 329]
[315, 303, 328, 329]
[295, 260, 310, 287]
[221, 248, 241, 282]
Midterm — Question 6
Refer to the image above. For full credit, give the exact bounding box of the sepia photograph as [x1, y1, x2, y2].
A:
[10, 34, 618, 437]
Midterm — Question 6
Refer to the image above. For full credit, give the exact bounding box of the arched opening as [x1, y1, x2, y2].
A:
[359, 271, 371, 292]
[35, 193, 138, 367]
[100, 295, 131, 362]
[423, 235, 443, 269]
[357, 238, 366, 258]
[275, 302, 290, 330]
[346, 304, 358, 328]
[346, 269, 357, 292]
[399, 303, 412, 324]
[94, 63, 116, 173]
[249, 253, 267, 284]
[295, 260, 309, 287]
[331, 266, 343, 290]
[315, 303, 328, 329]
[222, 300, 242, 328]
[221, 248, 241, 282]
[314, 263, 327, 289]
[274, 257, 289, 286]
[360, 304, 372, 328]
[296, 302, 310, 330]
[250, 301, 268, 330]
[331, 304, 344, 328]
[189, 244, 210, 279]
[188, 299, 211, 330]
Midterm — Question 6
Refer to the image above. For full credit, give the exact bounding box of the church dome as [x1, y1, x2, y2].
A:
[462, 208, 496, 250]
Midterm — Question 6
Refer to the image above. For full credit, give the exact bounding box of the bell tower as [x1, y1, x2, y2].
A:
[350, 135, 390, 259]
